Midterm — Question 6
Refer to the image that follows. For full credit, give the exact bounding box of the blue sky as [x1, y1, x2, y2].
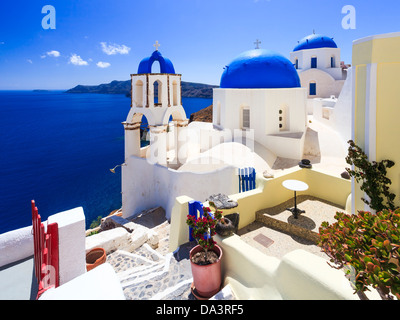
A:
[0, 0, 399, 89]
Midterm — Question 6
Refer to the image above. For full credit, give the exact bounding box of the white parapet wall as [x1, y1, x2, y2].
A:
[47, 207, 86, 285]
[122, 155, 238, 221]
[0, 226, 33, 268]
[215, 234, 364, 300]
[39, 263, 125, 300]
[0, 206, 87, 290]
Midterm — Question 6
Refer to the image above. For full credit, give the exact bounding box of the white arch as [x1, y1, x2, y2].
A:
[126, 108, 156, 127]
[162, 105, 187, 124]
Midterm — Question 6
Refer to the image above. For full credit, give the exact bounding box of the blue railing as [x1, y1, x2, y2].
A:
[238, 167, 256, 193]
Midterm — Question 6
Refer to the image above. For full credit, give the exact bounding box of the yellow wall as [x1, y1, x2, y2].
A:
[376, 62, 400, 208]
[352, 33, 400, 211]
[353, 34, 400, 66]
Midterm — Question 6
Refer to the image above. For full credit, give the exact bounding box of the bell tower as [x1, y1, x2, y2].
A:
[123, 42, 189, 167]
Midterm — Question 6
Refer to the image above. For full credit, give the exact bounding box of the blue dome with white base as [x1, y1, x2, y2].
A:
[293, 34, 337, 52]
[220, 49, 301, 89]
[137, 50, 175, 74]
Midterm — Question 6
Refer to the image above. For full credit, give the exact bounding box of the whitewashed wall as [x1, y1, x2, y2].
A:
[290, 47, 342, 79]
[312, 67, 353, 148]
[298, 69, 345, 99]
[0, 226, 33, 268]
[213, 88, 307, 160]
[121, 155, 238, 220]
[0, 207, 86, 286]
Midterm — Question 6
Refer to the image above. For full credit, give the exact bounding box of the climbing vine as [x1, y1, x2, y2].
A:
[345, 140, 397, 212]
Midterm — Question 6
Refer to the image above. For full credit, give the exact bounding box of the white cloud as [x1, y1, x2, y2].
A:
[69, 53, 88, 66]
[27, 59, 33, 64]
[47, 50, 60, 57]
[100, 42, 130, 55]
[96, 61, 111, 68]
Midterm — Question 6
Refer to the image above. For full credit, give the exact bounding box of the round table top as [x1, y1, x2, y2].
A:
[282, 179, 309, 192]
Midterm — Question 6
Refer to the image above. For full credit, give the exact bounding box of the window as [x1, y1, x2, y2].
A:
[331, 56, 335, 68]
[309, 82, 316, 96]
[242, 108, 250, 129]
[311, 57, 317, 68]
[295, 58, 299, 69]
[153, 80, 162, 106]
[279, 106, 289, 131]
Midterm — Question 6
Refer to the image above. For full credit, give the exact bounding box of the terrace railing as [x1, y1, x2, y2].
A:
[238, 167, 256, 193]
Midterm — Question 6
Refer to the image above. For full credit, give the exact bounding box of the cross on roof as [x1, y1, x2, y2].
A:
[254, 39, 261, 49]
[153, 40, 161, 51]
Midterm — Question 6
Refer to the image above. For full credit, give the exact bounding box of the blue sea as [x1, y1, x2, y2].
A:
[0, 91, 212, 234]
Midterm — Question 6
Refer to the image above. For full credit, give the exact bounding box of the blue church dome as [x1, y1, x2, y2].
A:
[293, 33, 337, 52]
[137, 50, 175, 74]
[220, 49, 301, 89]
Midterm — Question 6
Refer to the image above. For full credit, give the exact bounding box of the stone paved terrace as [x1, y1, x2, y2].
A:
[237, 195, 346, 260]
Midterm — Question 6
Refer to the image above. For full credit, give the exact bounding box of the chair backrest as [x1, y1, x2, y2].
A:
[238, 167, 256, 193]
[188, 200, 204, 241]
[31, 200, 59, 299]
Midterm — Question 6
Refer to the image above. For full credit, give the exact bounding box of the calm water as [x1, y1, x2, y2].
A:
[0, 91, 212, 234]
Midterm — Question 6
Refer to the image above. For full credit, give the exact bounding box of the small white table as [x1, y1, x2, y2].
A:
[282, 179, 309, 219]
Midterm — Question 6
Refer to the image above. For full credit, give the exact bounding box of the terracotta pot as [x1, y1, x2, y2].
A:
[189, 244, 222, 298]
[86, 247, 106, 271]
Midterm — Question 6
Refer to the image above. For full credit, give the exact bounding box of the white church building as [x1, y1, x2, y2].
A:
[290, 33, 347, 99]
[213, 48, 308, 160]
[121, 36, 350, 221]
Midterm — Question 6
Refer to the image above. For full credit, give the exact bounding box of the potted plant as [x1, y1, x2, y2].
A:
[186, 203, 223, 299]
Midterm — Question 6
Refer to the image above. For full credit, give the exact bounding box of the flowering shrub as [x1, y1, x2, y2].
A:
[186, 202, 222, 262]
[319, 209, 400, 300]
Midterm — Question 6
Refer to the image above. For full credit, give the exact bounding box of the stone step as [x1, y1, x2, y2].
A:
[107, 241, 194, 300]
[122, 253, 193, 300]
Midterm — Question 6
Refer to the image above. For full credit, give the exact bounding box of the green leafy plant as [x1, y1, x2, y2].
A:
[90, 215, 103, 229]
[186, 202, 222, 263]
[319, 209, 400, 300]
[345, 140, 396, 212]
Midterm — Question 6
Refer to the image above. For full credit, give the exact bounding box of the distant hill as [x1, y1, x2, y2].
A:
[189, 104, 213, 123]
[66, 80, 219, 99]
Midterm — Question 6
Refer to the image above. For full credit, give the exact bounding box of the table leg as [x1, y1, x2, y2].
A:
[286, 190, 305, 219]
[294, 191, 298, 219]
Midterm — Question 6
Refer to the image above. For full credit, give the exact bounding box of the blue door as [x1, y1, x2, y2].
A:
[309, 82, 316, 96]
